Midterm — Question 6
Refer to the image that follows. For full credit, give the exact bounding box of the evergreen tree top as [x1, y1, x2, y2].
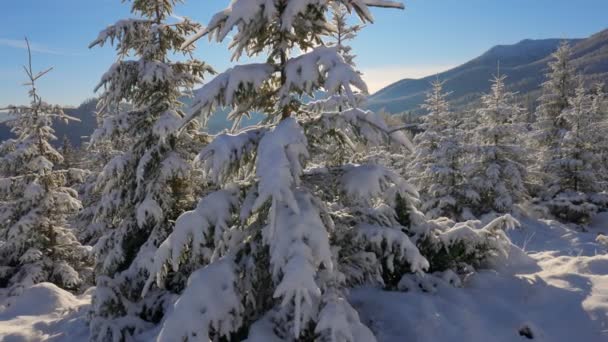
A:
[2, 39, 78, 174]
[537, 40, 576, 119]
[327, 3, 364, 67]
[181, 0, 403, 124]
[477, 74, 522, 125]
[420, 79, 452, 130]
[183, 0, 404, 58]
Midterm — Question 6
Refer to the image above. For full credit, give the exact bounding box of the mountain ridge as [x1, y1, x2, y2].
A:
[368, 29, 608, 114]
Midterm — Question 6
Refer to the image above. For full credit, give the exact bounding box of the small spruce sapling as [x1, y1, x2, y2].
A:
[0, 39, 90, 294]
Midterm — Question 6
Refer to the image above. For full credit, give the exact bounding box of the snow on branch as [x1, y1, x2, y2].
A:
[279, 46, 368, 106]
[305, 93, 367, 113]
[252, 117, 309, 214]
[482, 214, 520, 232]
[268, 190, 333, 337]
[355, 223, 429, 274]
[436, 214, 520, 261]
[184, 0, 277, 47]
[143, 188, 240, 296]
[341, 164, 418, 205]
[343, 0, 404, 23]
[195, 127, 266, 184]
[153, 109, 182, 141]
[89, 19, 152, 49]
[157, 258, 244, 341]
[96, 153, 130, 187]
[182, 0, 403, 49]
[308, 107, 400, 147]
[315, 293, 376, 342]
[185, 63, 275, 126]
[95, 59, 203, 107]
[136, 197, 163, 228]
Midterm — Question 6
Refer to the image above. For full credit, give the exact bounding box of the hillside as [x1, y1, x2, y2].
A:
[0, 99, 98, 147]
[369, 29, 608, 114]
[0, 98, 261, 147]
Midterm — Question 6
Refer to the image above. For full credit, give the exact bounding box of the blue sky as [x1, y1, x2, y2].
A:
[1, 0, 607, 106]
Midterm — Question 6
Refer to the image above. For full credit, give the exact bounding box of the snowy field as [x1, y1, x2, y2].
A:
[2, 213, 607, 342]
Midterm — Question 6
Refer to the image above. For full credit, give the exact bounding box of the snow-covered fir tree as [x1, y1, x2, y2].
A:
[530, 42, 608, 222]
[0, 41, 90, 295]
[86, 1, 213, 340]
[560, 83, 601, 192]
[136, 1, 520, 341]
[59, 135, 77, 169]
[590, 82, 608, 188]
[468, 74, 528, 215]
[408, 80, 472, 219]
[543, 81, 608, 222]
[532, 41, 576, 195]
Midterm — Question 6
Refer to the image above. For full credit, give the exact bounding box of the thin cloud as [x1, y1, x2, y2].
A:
[361, 64, 456, 93]
[0, 38, 82, 56]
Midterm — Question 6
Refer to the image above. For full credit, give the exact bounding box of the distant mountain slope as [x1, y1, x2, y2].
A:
[0, 99, 98, 147]
[0, 98, 262, 147]
[369, 28, 608, 114]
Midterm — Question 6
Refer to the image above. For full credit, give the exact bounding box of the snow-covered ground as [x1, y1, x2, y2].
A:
[1, 213, 607, 341]
[0, 285, 90, 341]
[353, 213, 608, 342]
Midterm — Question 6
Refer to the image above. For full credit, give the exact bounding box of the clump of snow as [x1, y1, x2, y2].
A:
[356, 223, 429, 274]
[187, 63, 275, 125]
[341, 164, 417, 205]
[0, 283, 90, 342]
[195, 127, 265, 184]
[316, 294, 376, 342]
[278, 46, 367, 105]
[268, 190, 333, 337]
[252, 117, 308, 214]
[143, 188, 239, 295]
[157, 259, 243, 342]
[136, 197, 163, 228]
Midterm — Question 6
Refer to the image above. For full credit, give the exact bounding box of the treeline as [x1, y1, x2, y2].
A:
[406, 42, 607, 224]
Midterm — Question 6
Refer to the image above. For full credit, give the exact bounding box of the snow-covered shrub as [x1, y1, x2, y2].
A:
[419, 215, 519, 276]
[0, 42, 91, 294]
